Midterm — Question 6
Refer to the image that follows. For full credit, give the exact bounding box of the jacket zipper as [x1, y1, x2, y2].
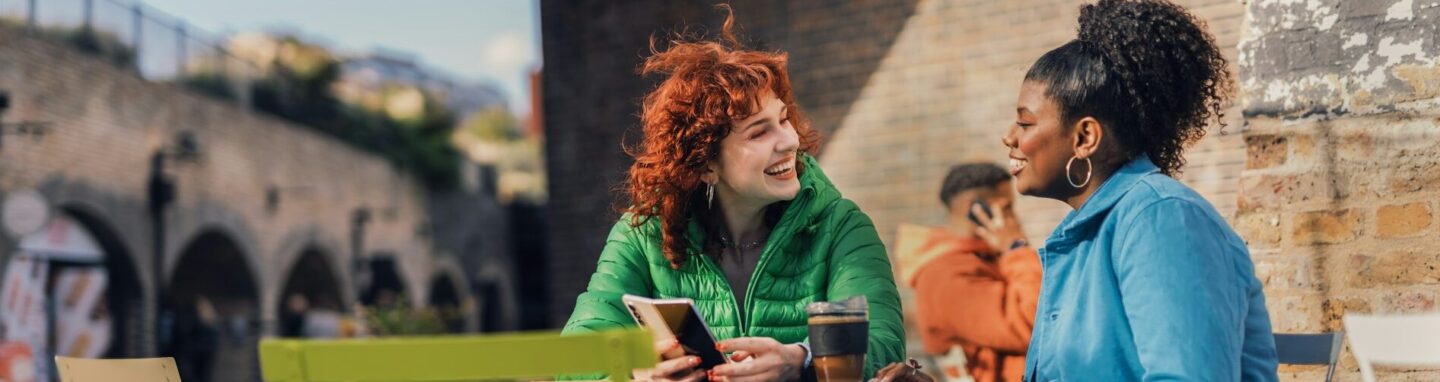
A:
[738, 196, 811, 337]
[699, 254, 749, 336]
[706, 198, 813, 338]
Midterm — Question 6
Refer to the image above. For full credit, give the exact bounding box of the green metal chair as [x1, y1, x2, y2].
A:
[259, 329, 654, 382]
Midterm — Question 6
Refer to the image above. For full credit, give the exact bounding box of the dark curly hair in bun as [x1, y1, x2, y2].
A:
[1024, 0, 1232, 177]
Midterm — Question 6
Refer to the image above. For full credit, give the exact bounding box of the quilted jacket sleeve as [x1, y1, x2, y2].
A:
[562, 218, 656, 335]
[824, 201, 907, 378]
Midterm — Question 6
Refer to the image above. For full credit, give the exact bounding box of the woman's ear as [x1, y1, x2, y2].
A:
[701, 162, 720, 185]
[1071, 117, 1105, 159]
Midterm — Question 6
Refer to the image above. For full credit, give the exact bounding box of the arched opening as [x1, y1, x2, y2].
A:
[163, 231, 259, 382]
[276, 249, 345, 338]
[427, 274, 465, 333]
[0, 209, 142, 381]
[61, 208, 144, 359]
[360, 256, 407, 308]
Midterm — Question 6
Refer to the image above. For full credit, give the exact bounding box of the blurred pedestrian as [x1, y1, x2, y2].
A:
[894, 163, 1039, 382]
[174, 297, 220, 382]
[280, 294, 309, 338]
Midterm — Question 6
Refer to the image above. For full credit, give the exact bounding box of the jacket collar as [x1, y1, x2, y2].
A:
[1049, 155, 1161, 244]
[684, 153, 838, 252]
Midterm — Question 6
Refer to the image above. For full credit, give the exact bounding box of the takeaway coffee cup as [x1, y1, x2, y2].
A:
[807, 296, 868, 382]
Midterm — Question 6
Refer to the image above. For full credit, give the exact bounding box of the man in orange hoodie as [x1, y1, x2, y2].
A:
[896, 163, 1041, 382]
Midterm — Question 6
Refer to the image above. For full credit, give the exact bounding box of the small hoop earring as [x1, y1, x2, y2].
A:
[1067, 156, 1093, 188]
[706, 183, 715, 209]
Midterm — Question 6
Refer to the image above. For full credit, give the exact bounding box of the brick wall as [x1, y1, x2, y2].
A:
[540, 1, 698, 327]
[0, 28, 440, 314]
[1239, 0, 1440, 380]
[816, 0, 1246, 245]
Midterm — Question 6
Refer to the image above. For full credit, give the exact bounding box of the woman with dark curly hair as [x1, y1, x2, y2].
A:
[561, 6, 904, 381]
[1002, 0, 1278, 380]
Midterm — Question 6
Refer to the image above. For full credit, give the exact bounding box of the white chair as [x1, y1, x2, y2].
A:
[1343, 313, 1440, 382]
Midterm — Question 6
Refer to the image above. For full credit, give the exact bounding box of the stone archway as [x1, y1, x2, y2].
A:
[360, 255, 407, 308]
[164, 231, 259, 382]
[276, 248, 346, 338]
[427, 273, 467, 333]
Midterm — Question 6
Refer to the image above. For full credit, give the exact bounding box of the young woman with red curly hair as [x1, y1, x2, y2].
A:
[561, 7, 904, 382]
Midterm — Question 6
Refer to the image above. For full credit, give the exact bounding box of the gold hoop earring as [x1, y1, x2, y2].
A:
[1067, 156, 1093, 188]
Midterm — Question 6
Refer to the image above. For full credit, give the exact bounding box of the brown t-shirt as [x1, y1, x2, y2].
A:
[713, 246, 762, 317]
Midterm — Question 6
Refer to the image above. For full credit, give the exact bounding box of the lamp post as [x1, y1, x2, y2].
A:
[148, 131, 200, 356]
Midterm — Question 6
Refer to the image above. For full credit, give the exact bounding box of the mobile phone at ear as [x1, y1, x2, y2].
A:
[967, 200, 993, 226]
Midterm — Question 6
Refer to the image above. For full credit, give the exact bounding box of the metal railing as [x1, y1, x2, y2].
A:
[0, 0, 261, 106]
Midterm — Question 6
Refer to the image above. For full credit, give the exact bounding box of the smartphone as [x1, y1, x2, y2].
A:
[967, 200, 994, 226]
[622, 295, 731, 369]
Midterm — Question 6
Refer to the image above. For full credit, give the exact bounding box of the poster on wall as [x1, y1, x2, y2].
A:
[0, 339, 36, 382]
[0, 255, 49, 382]
[20, 214, 103, 263]
[1, 213, 113, 382]
[52, 268, 111, 358]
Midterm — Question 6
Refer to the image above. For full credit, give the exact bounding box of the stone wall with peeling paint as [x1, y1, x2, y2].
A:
[1239, 0, 1440, 380]
[1241, 0, 1440, 116]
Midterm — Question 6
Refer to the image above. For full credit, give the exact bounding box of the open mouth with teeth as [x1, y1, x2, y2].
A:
[764, 158, 796, 178]
[1009, 158, 1028, 176]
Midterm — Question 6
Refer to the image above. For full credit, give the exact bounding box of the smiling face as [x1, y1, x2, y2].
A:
[706, 91, 802, 211]
[1004, 81, 1082, 199]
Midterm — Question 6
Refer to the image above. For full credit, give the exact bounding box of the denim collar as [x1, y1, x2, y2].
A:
[1046, 156, 1161, 247]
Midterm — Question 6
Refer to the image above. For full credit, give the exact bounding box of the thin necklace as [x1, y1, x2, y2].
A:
[717, 233, 766, 251]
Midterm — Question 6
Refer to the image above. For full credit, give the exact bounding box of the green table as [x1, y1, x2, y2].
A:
[260, 329, 654, 381]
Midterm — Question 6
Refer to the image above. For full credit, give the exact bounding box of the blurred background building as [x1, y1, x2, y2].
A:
[0, 1, 543, 381]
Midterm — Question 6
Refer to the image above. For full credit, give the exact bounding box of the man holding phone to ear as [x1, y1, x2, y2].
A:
[893, 163, 1041, 382]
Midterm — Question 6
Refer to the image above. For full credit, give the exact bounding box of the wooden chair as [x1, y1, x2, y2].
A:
[260, 328, 654, 381]
[53, 356, 183, 382]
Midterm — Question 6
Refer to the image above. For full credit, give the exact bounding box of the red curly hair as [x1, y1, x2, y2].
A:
[624, 5, 821, 269]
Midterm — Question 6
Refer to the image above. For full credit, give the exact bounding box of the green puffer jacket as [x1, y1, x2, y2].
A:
[563, 154, 905, 379]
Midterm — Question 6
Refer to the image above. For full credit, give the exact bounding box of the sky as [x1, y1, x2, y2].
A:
[137, 0, 541, 114]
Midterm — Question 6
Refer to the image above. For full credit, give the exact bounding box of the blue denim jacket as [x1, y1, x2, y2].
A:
[1024, 157, 1278, 381]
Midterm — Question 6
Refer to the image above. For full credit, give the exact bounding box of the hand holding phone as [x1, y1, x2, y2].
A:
[966, 200, 993, 226]
[623, 295, 730, 369]
[969, 200, 1028, 252]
